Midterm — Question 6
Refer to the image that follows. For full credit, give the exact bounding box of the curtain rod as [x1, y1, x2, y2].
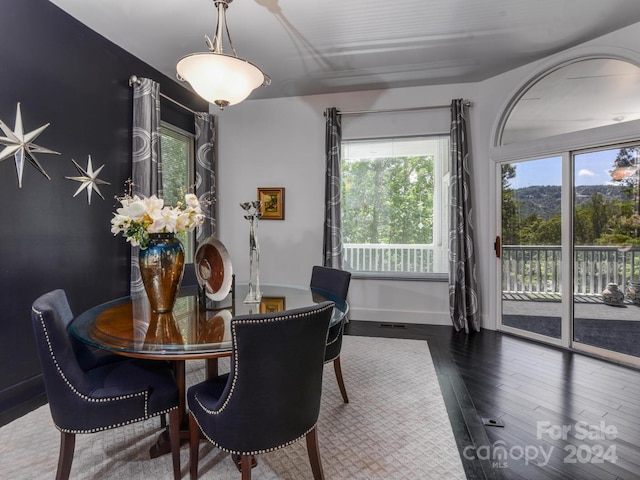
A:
[336, 100, 472, 117]
[129, 75, 202, 116]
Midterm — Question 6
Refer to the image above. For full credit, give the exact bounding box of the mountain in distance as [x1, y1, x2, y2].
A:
[513, 184, 629, 219]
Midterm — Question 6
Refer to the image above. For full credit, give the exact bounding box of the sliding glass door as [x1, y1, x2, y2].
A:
[573, 146, 640, 361]
[498, 146, 640, 364]
[493, 56, 640, 365]
[500, 156, 563, 341]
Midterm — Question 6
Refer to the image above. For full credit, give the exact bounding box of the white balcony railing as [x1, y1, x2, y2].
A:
[344, 243, 640, 295]
[502, 245, 640, 296]
[343, 243, 447, 273]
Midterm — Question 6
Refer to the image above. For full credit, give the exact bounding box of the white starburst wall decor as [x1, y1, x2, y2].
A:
[0, 103, 60, 188]
[65, 155, 111, 205]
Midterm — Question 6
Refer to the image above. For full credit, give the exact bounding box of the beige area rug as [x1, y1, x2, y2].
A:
[0, 336, 465, 479]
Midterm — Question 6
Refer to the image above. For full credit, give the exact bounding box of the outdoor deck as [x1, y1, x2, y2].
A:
[503, 292, 640, 321]
[502, 293, 640, 357]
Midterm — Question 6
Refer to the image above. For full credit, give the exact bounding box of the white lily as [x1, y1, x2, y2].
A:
[112, 192, 205, 249]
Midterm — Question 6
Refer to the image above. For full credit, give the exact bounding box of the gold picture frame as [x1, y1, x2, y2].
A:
[257, 187, 285, 220]
[260, 297, 286, 313]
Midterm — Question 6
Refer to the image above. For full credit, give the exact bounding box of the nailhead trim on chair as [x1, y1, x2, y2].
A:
[33, 306, 178, 434]
[56, 406, 179, 434]
[192, 303, 333, 455]
[192, 411, 318, 457]
[323, 320, 344, 363]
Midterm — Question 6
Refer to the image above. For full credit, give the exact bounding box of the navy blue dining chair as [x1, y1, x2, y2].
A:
[31, 289, 181, 480]
[310, 265, 352, 403]
[187, 302, 334, 480]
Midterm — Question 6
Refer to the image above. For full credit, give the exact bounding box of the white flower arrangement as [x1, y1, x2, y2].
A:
[111, 192, 205, 249]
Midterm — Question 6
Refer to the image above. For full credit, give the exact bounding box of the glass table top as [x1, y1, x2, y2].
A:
[70, 283, 347, 359]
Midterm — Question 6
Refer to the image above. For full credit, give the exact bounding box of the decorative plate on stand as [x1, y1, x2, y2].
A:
[194, 237, 233, 301]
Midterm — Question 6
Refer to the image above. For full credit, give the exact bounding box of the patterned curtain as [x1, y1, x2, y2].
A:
[194, 113, 217, 243]
[449, 99, 480, 333]
[130, 77, 162, 294]
[323, 107, 344, 268]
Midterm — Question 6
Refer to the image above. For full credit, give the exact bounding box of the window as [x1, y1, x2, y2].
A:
[341, 135, 450, 275]
[499, 58, 640, 145]
[494, 54, 640, 366]
[160, 124, 196, 261]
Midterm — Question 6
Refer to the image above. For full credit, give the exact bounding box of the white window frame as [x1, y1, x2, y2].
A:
[341, 134, 450, 279]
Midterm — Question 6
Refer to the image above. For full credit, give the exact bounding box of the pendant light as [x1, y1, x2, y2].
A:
[176, 0, 270, 109]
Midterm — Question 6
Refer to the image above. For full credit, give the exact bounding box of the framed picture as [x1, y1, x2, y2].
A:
[260, 297, 286, 314]
[257, 187, 285, 220]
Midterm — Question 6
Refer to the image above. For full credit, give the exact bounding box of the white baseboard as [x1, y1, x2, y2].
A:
[349, 307, 452, 325]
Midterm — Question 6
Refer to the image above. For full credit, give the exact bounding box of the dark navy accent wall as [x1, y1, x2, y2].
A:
[0, 0, 208, 423]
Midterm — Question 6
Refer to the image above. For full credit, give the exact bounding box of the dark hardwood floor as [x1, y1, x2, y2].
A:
[345, 321, 640, 480]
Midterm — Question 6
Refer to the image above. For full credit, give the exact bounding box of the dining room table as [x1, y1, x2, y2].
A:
[69, 282, 348, 457]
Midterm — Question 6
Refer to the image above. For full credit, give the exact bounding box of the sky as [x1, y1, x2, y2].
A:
[510, 148, 638, 188]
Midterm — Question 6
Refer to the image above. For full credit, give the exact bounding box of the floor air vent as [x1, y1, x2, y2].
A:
[379, 323, 408, 329]
[482, 417, 504, 427]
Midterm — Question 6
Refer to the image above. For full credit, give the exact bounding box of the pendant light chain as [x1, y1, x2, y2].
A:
[176, 0, 269, 109]
[205, 0, 239, 57]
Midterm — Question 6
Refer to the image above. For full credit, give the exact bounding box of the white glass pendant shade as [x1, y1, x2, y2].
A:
[177, 53, 266, 109]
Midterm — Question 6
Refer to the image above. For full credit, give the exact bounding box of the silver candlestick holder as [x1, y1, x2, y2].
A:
[240, 201, 262, 303]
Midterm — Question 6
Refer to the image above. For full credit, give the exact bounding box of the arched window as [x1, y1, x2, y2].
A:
[498, 57, 640, 145]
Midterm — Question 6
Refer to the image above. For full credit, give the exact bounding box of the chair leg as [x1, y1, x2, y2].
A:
[168, 409, 181, 480]
[240, 455, 252, 480]
[333, 356, 349, 403]
[56, 431, 75, 480]
[189, 412, 200, 480]
[305, 427, 325, 480]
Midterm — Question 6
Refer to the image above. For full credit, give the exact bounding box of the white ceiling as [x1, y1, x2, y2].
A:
[50, 0, 640, 101]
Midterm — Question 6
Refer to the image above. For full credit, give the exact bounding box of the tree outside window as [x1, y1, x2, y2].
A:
[160, 124, 196, 260]
[341, 136, 449, 274]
